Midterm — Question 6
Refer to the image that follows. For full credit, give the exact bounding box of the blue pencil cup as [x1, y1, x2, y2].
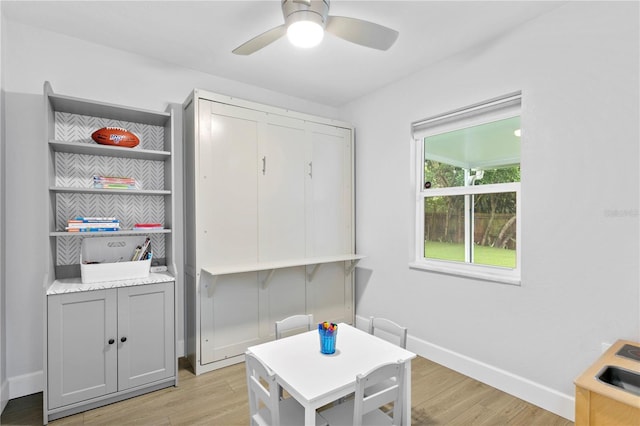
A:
[318, 323, 338, 354]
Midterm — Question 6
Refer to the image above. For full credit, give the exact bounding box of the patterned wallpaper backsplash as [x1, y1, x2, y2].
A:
[54, 152, 165, 190]
[53, 112, 169, 266]
[54, 111, 165, 150]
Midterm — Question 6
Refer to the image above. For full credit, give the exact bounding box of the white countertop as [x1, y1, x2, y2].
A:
[47, 271, 175, 295]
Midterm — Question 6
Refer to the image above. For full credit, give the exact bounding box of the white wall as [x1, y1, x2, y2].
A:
[2, 19, 340, 399]
[341, 1, 638, 420]
[0, 2, 8, 416]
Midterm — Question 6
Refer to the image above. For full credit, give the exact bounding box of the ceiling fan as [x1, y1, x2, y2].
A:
[232, 0, 399, 55]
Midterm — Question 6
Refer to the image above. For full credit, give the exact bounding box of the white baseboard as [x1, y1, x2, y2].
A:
[355, 315, 574, 421]
[1, 379, 9, 415]
[8, 370, 43, 399]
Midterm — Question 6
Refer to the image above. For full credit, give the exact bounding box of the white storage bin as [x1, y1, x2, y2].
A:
[80, 236, 151, 284]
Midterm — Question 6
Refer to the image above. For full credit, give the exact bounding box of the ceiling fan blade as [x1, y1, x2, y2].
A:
[326, 16, 398, 51]
[232, 24, 287, 55]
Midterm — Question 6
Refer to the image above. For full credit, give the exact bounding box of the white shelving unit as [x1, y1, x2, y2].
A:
[42, 82, 178, 423]
[183, 89, 361, 375]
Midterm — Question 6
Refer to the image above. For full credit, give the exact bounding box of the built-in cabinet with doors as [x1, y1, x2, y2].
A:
[183, 89, 362, 374]
[43, 82, 178, 423]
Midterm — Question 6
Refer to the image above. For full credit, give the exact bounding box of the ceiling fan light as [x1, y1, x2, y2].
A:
[287, 20, 324, 48]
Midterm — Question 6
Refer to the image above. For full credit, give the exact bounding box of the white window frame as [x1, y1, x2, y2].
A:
[409, 92, 522, 285]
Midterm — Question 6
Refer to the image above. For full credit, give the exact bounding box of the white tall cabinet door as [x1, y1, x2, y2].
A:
[47, 290, 117, 409]
[258, 117, 307, 262]
[200, 272, 261, 364]
[261, 267, 307, 337]
[198, 100, 260, 267]
[306, 123, 353, 257]
[117, 282, 175, 390]
[306, 262, 353, 325]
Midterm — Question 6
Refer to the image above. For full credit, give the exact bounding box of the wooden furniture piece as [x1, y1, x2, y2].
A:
[368, 317, 408, 349]
[183, 89, 362, 375]
[43, 82, 178, 423]
[247, 323, 416, 426]
[574, 339, 640, 426]
[318, 361, 405, 426]
[276, 314, 315, 340]
[245, 352, 328, 426]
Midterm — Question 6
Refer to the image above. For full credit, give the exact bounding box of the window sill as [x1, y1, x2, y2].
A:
[408, 261, 521, 286]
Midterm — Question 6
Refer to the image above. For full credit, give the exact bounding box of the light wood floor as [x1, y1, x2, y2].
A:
[2, 356, 573, 425]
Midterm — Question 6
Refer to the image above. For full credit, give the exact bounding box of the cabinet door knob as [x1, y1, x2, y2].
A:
[108, 339, 115, 345]
[120, 337, 127, 343]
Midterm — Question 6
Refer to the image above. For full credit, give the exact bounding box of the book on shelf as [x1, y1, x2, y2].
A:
[93, 183, 137, 190]
[133, 223, 164, 230]
[93, 175, 137, 190]
[71, 216, 118, 222]
[66, 223, 121, 229]
[66, 227, 120, 232]
[66, 217, 120, 232]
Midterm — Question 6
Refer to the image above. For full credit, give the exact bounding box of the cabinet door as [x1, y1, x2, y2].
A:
[48, 290, 117, 409]
[262, 267, 307, 337]
[258, 116, 307, 261]
[198, 100, 260, 266]
[306, 123, 353, 257]
[306, 262, 353, 325]
[200, 272, 261, 364]
[117, 282, 175, 390]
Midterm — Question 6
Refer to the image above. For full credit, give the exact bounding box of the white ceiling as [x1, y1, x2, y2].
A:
[2, 1, 564, 107]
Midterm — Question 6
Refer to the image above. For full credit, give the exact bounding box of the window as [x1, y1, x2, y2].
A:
[411, 92, 521, 284]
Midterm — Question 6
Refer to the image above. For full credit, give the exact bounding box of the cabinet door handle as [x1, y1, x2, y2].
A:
[308, 162, 313, 178]
[108, 338, 115, 345]
[262, 156, 267, 175]
[120, 337, 127, 343]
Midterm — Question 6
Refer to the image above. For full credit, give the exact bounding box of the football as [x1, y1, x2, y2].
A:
[91, 127, 140, 148]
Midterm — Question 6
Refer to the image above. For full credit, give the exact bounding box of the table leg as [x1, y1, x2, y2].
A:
[403, 360, 412, 426]
[305, 405, 316, 426]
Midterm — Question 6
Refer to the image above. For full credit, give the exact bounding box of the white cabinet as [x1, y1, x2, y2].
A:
[47, 290, 117, 409]
[117, 283, 175, 390]
[195, 100, 259, 266]
[259, 115, 308, 261]
[47, 283, 175, 414]
[184, 89, 361, 375]
[43, 82, 178, 422]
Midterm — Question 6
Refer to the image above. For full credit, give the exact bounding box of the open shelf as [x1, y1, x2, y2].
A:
[50, 229, 171, 237]
[202, 254, 365, 293]
[202, 254, 365, 276]
[50, 140, 171, 161]
[49, 93, 170, 126]
[50, 187, 171, 195]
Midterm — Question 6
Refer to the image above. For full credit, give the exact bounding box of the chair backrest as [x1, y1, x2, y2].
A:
[275, 314, 314, 340]
[368, 316, 408, 349]
[245, 352, 281, 426]
[353, 361, 405, 426]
